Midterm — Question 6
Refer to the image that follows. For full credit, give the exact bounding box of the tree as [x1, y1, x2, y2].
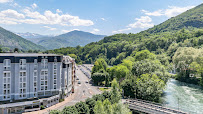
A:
[121, 76, 136, 98]
[136, 73, 165, 102]
[109, 65, 130, 82]
[91, 72, 106, 85]
[92, 58, 108, 74]
[50, 110, 61, 114]
[62, 106, 78, 114]
[75, 101, 90, 114]
[112, 101, 131, 114]
[110, 79, 121, 104]
[132, 59, 163, 76]
[14, 48, 19, 52]
[103, 99, 113, 114]
[94, 101, 105, 114]
[85, 98, 96, 114]
[134, 50, 156, 61]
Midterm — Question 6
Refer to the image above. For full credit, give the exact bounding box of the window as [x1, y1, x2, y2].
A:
[3, 59, 11, 70]
[34, 59, 38, 70]
[54, 64, 57, 69]
[45, 86, 47, 90]
[41, 59, 48, 69]
[23, 83, 26, 88]
[45, 81, 47, 85]
[19, 59, 26, 70]
[54, 80, 56, 84]
[54, 70, 56, 74]
[34, 77, 37, 81]
[34, 82, 37, 86]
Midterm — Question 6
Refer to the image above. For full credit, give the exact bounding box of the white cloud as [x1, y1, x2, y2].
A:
[43, 26, 57, 31]
[112, 28, 131, 34]
[141, 9, 163, 16]
[101, 18, 106, 21]
[164, 6, 194, 17]
[128, 16, 154, 28]
[91, 28, 100, 34]
[0, 9, 25, 19]
[22, 9, 94, 26]
[0, 0, 12, 3]
[0, 8, 94, 26]
[142, 5, 195, 18]
[31, 3, 37, 9]
[56, 9, 62, 13]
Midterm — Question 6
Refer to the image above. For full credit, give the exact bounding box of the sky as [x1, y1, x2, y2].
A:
[0, 0, 202, 36]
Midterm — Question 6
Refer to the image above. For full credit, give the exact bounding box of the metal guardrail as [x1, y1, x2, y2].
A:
[125, 99, 190, 114]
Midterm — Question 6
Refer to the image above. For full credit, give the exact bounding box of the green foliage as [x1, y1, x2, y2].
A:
[134, 50, 156, 61]
[110, 79, 121, 104]
[75, 101, 90, 114]
[103, 99, 113, 114]
[121, 76, 136, 98]
[85, 98, 96, 114]
[132, 59, 164, 76]
[50, 110, 61, 114]
[62, 106, 78, 114]
[108, 65, 130, 81]
[136, 74, 165, 102]
[173, 47, 203, 85]
[93, 101, 105, 114]
[91, 72, 107, 85]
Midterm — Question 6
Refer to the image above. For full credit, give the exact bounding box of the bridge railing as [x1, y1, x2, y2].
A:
[125, 99, 198, 114]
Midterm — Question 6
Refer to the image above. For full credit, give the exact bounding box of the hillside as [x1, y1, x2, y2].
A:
[27, 30, 106, 50]
[45, 3, 203, 65]
[0, 27, 45, 51]
[146, 3, 203, 33]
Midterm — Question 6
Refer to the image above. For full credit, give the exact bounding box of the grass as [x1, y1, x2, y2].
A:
[99, 87, 111, 91]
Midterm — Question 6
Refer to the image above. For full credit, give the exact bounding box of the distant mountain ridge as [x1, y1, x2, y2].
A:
[27, 30, 106, 50]
[16, 32, 54, 38]
[0, 27, 45, 51]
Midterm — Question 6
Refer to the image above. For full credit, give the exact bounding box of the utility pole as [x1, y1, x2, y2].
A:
[178, 97, 179, 110]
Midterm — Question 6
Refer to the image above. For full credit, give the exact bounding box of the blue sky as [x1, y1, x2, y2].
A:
[0, 0, 202, 35]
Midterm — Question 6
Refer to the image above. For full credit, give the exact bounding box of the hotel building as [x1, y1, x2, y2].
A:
[0, 53, 75, 114]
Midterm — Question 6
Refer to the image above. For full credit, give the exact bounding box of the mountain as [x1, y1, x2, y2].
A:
[16, 32, 44, 38]
[146, 3, 203, 33]
[16, 32, 54, 38]
[27, 30, 106, 50]
[0, 27, 45, 51]
[45, 3, 203, 65]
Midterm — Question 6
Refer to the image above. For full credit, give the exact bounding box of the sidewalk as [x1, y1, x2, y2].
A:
[24, 92, 75, 114]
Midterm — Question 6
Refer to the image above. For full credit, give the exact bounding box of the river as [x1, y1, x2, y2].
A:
[161, 79, 203, 114]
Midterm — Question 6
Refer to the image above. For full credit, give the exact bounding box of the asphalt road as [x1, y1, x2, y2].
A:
[57, 65, 101, 110]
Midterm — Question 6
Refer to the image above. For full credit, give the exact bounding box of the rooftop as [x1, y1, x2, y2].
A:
[0, 53, 61, 57]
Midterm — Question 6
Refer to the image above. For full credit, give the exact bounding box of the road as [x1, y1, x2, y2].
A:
[57, 65, 101, 110]
[25, 65, 101, 114]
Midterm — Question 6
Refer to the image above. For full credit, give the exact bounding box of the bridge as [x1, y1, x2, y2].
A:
[124, 99, 189, 114]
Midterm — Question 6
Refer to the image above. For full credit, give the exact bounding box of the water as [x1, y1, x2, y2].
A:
[161, 79, 203, 114]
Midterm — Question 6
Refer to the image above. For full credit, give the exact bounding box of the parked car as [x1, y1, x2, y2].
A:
[78, 81, 81, 84]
